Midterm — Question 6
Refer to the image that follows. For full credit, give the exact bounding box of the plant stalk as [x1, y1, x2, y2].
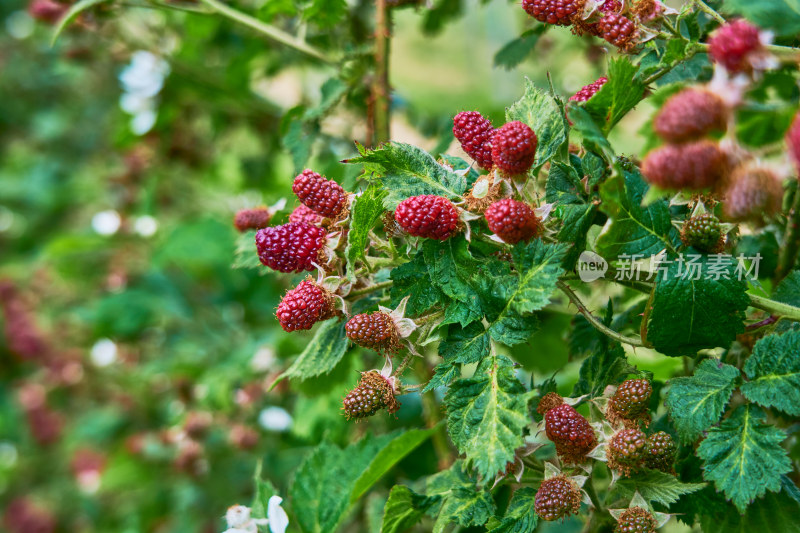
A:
[775, 184, 800, 283]
[346, 280, 393, 298]
[372, 0, 391, 144]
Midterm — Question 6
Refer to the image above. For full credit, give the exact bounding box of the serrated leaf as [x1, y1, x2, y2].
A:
[381, 486, 441, 533]
[665, 358, 740, 443]
[487, 487, 538, 533]
[742, 330, 800, 415]
[445, 355, 532, 481]
[439, 322, 491, 364]
[282, 107, 317, 172]
[423, 362, 461, 392]
[487, 312, 539, 346]
[584, 57, 646, 133]
[346, 142, 466, 208]
[698, 405, 792, 513]
[232, 230, 264, 272]
[723, 0, 800, 38]
[389, 251, 444, 316]
[506, 240, 568, 315]
[614, 470, 706, 505]
[699, 477, 800, 533]
[345, 184, 387, 279]
[304, 0, 348, 28]
[557, 203, 597, 269]
[251, 462, 277, 518]
[304, 78, 348, 120]
[567, 104, 615, 162]
[493, 27, 547, 70]
[276, 318, 348, 383]
[546, 161, 585, 205]
[506, 78, 568, 168]
[427, 463, 495, 530]
[646, 253, 750, 356]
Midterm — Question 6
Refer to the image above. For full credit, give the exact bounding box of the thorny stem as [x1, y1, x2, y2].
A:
[775, 184, 800, 284]
[346, 280, 393, 298]
[584, 475, 606, 515]
[196, 0, 334, 63]
[693, 0, 726, 24]
[372, 0, 391, 144]
[745, 315, 779, 332]
[749, 294, 800, 322]
[392, 353, 414, 377]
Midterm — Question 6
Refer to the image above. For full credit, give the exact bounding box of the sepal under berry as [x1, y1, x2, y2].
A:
[342, 370, 400, 420]
[609, 492, 671, 532]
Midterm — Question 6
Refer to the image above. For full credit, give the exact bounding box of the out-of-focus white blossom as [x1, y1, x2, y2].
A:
[133, 215, 158, 237]
[267, 496, 289, 533]
[118, 51, 169, 136]
[90, 338, 118, 367]
[92, 210, 121, 236]
[258, 407, 292, 432]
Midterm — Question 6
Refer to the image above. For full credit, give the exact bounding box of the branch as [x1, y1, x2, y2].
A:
[748, 294, 800, 322]
[775, 184, 800, 283]
[693, 0, 726, 24]
[346, 280, 393, 298]
[372, 0, 391, 144]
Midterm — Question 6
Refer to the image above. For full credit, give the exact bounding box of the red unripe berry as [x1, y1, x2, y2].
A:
[276, 280, 335, 332]
[484, 199, 541, 244]
[229, 424, 259, 450]
[453, 111, 494, 170]
[723, 165, 784, 222]
[342, 371, 399, 420]
[569, 77, 608, 103]
[394, 195, 460, 240]
[255, 222, 327, 273]
[345, 312, 400, 353]
[615, 506, 658, 533]
[641, 140, 727, 190]
[599, 0, 621, 12]
[644, 431, 676, 473]
[708, 19, 762, 73]
[233, 207, 271, 232]
[522, 0, 583, 26]
[534, 475, 582, 521]
[288, 204, 323, 225]
[292, 169, 348, 218]
[3, 498, 56, 533]
[595, 13, 637, 50]
[28, 0, 68, 23]
[786, 111, 800, 171]
[491, 121, 538, 176]
[609, 379, 652, 419]
[653, 88, 728, 143]
[545, 404, 597, 464]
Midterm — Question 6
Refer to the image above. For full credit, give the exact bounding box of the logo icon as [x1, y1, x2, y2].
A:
[577, 251, 608, 282]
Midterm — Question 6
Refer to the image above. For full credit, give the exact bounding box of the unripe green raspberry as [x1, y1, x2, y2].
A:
[681, 214, 723, 253]
[644, 431, 676, 473]
[615, 506, 657, 533]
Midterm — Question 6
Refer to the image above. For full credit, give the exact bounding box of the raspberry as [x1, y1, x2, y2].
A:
[394, 195, 460, 240]
[184, 411, 213, 438]
[607, 428, 647, 476]
[594, 13, 637, 50]
[644, 431, 676, 473]
[681, 213, 724, 253]
[345, 312, 400, 353]
[653, 88, 728, 143]
[641, 140, 727, 190]
[722, 165, 784, 222]
[233, 207, 271, 232]
[291, 169, 348, 218]
[276, 280, 336, 332]
[615, 507, 658, 533]
[342, 371, 399, 420]
[545, 404, 597, 464]
[534, 475, 582, 521]
[28, 0, 68, 24]
[708, 19, 762, 73]
[536, 392, 564, 415]
[3, 498, 56, 533]
[484, 199, 541, 244]
[569, 77, 608, 103]
[786, 111, 800, 171]
[288, 204, 323, 225]
[522, 0, 583, 26]
[229, 424, 259, 450]
[453, 111, 494, 170]
[255, 222, 327, 273]
[491, 121, 538, 176]
[608, 379, 652, 419]
[598, 0, 621, 12]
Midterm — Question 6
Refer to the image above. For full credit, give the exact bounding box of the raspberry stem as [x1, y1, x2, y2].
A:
[693, 0, 725, 24]
[347, 280, 394, 298]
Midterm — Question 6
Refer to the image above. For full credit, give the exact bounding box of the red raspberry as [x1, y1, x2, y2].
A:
[28, 0, 68, 24]
[653, 88, 728, 143]
[394, 195, 460, 240]
[722, 165, 784, 222]
[453, 111, 494, 170]
[291, 169, 348, 218]
[594, 13, 637, 50]
[569, 77, 608, 103]
[183, 411, 213, 438]
[599, 0, 621, 12]
[276, 280, 336, 332]
[484, 199, 541, 244]
[708, 19, 762, 73]
[3, 498, 56, 533]
[536, 392, 565, 415]
[342, 371, 399, 420]
[641, 140, 727, 190]
[786, 111, 800, 171]
[233, 207, 271, 232]
[615, 506, 658, 533]
[288, 204, 323, 225]
[229, 424, 259, 450]
[522, 0, 583, 26]
[255, 222, 327, 273]
[608, 379, 652, 420]
[644, 431, 676, 473]
[491, 121, 538, 176]
[534, 475, 582, 521]
[345, 312, 400, 353]
[545, 404, 597, 464]
[607, 428, 647, 476]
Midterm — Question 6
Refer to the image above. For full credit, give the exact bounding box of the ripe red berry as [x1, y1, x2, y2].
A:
[288, 204, 323, 225]
[608, 379, 652, 420]
[394, 195, 460, 240]
[345, 312, 400, 353]
[545, 404, 597, 464]
[342, 371, 399, 420]
[598, 0, 621, 12]
[615, 506, 658, 533]
[594, 13, 637, 50]
[534, 475, 582, 521]
[276, 280, 336, 332]
[569, 77, 608, 103]
[681, 213, 724, 253]
[233, 207, 271, 232]
[484, 199, 541, 244]
[491, 121, 538, 176]
[3, 498, 56, 533]
[607, 428, 647, 476]
[536, 392, 565, 415]
[28, 0, 68, 23]
[786, 112, 800, 171]
[722, 165, 784, 222]
[653, 88, 728, 143]
[641, 140, 727, 190]
[255, 222, 327, 273]
[708, 19, 762, 73]
[292, 169, 348, 218]
[644, 431, 676, 473]
[522, 0, 583, 26]
[453, 111, 494, 170]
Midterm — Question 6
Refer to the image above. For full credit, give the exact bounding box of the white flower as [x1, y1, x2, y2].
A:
[91, 210, 121, 236]
[258, 407, 292, 432]
[130, 110, 158, 136]
[119, 92, 155, 115]
[90, 339, 118, 367]
[133, 215, 158, 237]
[267, 496, 289, 533]
[222, 499, 288, 533]
[119, 51, 170, 97]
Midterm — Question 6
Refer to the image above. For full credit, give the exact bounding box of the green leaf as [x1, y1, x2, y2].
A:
[723, 0, 800, 38]
[487, 312, 539, 346]
[665, 358, 740, 443]
[232, 230, 264, 272]
[699, 477, 800, 533]
[423, 362, 461, 392]
[427, 463, 495, 530]
[506, 240, 568, 315]
[439, 322, 491, 364]
[275, 318, 348, 384]
[345, 184, 387, 279]
[304, 0, 348, 28]
[584, 57, 647, 133]
[572, 316, 634, 398]
[487, 487, 538, 533]
[557, 203, 597, 269]
[445, 355, 532, 481]
[282, 107, 317, 172]
[506, 78, 568, 168]
[742, 330, 800, 415]
[251, 462, 277, 518]
[698, 405, 792, 513]
[736, 103, 798, 147]
[389, 251, 444, 316]
[596, 167, 679, 258]
[381, 486, 441, 533]
[51, 0, 109, 45]
[567, 104, 615, 162]
[646, 253, 750, 356]
[614, 470, 706, 506]
[546, 161, 585, 205]
[346, 142, 466, 208]
[304, 78, 348, 120]
[493, 27, 547, 70]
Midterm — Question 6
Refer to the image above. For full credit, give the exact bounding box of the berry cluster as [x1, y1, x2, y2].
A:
[708, 19, 764, 74]
[394, 195, 460, 240]
[292, 169, 349, 219]
[276, 280, 336, 332]
[484, 198, 541, 244]
[681, 213, 724, 253]
[345, 312, 400, 354]
[453, 111, 538, 177]
[534, 475, 582, 521]
[342, 371, 399, 419]
[543, 403, 597, 464]
[615, 506, 658, 533]
[234, 207, 272, 232]
[606, 378, 652, 427]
